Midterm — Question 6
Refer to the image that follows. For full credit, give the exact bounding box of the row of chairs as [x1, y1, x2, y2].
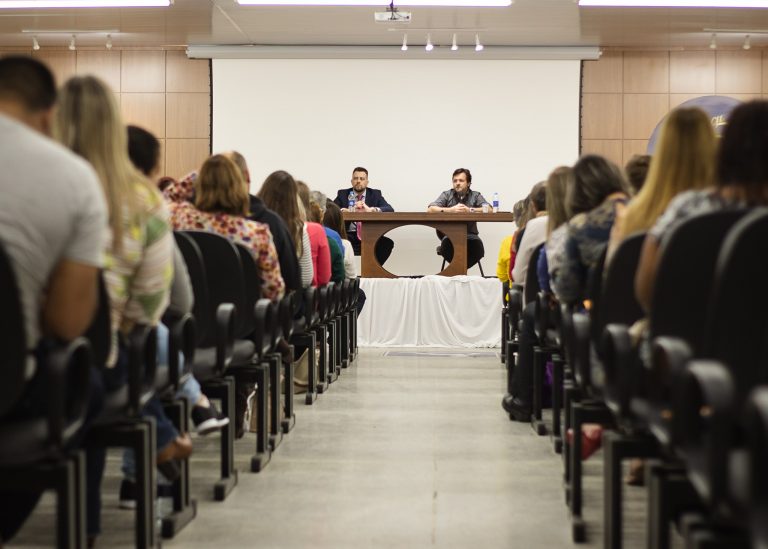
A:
[0, 230, 361, 548]
[502, 208, 768, 548]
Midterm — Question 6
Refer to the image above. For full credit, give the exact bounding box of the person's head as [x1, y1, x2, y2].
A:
[310, 190, 328, 211]
[195, 154, 249, 216]
[717, 100, 768, 205]
[0, 55, 57, 135]
[296, 180, 311, 213]
[452, 168, 472, 195]
[569, 154, 629, 216]
[512, 200, 526, 227]
[258, 170, 304, 254]
[308, 201, 323, 223]
[351, 167, 369, 193]
[225, 150, 250, 186]
[621, 108, 716, 237]
[545, 167, 574, 235]
[127, 125, 161, 179]
[624, 154, 651, 195]
[529, 181, 547, 214]
[56, 75, 148, 251]
[323, 201, 347, 239]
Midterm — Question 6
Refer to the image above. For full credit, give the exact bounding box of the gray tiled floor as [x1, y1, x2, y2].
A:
[9, 347, 656, 548]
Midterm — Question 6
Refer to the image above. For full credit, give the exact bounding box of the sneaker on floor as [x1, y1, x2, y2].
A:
[192, 403, 230, 436]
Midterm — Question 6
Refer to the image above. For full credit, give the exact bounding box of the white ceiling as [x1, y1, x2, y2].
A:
[1, 0, 768, 50]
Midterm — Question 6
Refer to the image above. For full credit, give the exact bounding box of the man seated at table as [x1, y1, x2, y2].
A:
[333, 166, 395, 266]
[427, 168, 489, 270]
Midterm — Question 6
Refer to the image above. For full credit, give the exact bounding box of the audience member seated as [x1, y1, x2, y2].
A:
[507, 199, 531, 282]
[636, 99, 768, 313]
[307, 197, 344, 283]
[55, 75, 186, 545]
[607, 108, 716, 263]
[511, 181, 548, 290]
[333, 166, 395, 266]
[427, 168, 490, 270]
[0, 55, 107, 545]
[296, 180, 332, 287]
[323, 201, 367, 313]
[536, 167, 574, 296]
[164, 155, 285, 301]
[624, 154, 651, 196]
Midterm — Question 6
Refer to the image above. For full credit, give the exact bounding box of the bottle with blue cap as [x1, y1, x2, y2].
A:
[492, 192, 499, 213]
[348, 190, 356, 211]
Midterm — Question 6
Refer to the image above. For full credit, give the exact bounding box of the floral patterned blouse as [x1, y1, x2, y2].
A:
[163, 172, 285, 302]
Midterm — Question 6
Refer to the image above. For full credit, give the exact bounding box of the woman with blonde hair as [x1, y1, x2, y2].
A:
[608, 107, 717, 258]
[164, 154, 285, 301]
[55, 75, 184, 545]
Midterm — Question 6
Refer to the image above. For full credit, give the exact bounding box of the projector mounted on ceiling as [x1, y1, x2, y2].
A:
[374, 3, 411, 22]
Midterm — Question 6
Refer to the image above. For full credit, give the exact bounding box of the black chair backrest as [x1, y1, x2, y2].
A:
[84, 275, 112, 370]
[650, 210, 748, 355]
[234, 243, 262, 338]
[305, 286, 319, 327]
[523, 244, 544, 306]
[592, 233, 646, 350]
[181, 231, 248, 343]
[705, 209, 768, 399]
[0, 241, 29, 416]
[174, 232, 211, 344]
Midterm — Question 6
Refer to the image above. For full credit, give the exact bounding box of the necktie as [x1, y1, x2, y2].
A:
[355, 194, 363, 241]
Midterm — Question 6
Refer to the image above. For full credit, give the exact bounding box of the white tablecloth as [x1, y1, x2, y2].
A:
[358, 275, 502, 348]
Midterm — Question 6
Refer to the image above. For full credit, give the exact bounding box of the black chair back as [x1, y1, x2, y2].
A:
[523, 244, 544, 306]
[174, 232, 211, 345]
[0, 241, 29, 416]
[650, 210, 747, 354]
[234, 243, 263, 338]
[705, 209, 768, 399]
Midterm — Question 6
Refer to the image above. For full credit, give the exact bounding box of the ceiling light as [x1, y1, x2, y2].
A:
[709, 33, 716, 49]
[68, 35, 76, 50]
[32, 35, 39, 50]
[0, 0, 170, 6]
[475, 33, 484, 51]
[401, 33, 408, 51]
[106, 33, 112, 49]
[451, 33, 458, 51]
[579, 0, 768, 6]
[744, 34, 751, 49]
[238, 0, 511, 5]
[425, 33, 433, 51]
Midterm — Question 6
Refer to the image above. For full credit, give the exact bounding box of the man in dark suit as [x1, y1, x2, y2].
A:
[333, 166, 395, 266]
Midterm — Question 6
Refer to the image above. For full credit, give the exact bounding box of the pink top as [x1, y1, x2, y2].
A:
[305, 222, 331, 287]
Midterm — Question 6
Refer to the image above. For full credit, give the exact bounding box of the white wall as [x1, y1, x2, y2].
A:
[213, 58, 581, 276]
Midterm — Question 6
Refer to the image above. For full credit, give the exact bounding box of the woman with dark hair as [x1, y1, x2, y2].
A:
[635, 100, 768, 311]
[323, 202, 355, 279]
[556, 154, 630, 305]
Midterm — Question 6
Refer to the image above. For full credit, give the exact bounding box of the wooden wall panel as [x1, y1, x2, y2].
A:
[76, 51, 121, 92]
[583, 51, 623, 93]
[166, 51, 209, 93]
[121, 93, 166, 138]
[623, 94, 669, 139]
[670, 51, 715, 93]
[622, 140, 649, 167]
[33, 51, 76, 86]
[580, 140, 622, 166]
[669, 93, 704, 111]
[121, 50, 165, 93]
[624, 52, 669, 93]
[581, 93, 622, 139]
[715, 51, 762, 93]
[166, 93, 210, 138]
[165, 139, 210, 180]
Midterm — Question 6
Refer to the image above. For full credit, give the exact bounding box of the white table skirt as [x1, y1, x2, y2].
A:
[357, 275, 502, 348]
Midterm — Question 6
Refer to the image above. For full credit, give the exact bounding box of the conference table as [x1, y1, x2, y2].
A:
[341, 211, 515, 278]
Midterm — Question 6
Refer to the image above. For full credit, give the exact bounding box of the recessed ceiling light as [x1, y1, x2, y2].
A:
[579, 0, 768, 6]
[238, 0, 511, 6]
[0, 0, 170, 8]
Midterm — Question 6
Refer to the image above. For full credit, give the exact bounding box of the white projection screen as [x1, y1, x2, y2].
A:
[213, 58, 581, 277]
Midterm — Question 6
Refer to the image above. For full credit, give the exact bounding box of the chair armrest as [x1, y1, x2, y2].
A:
[215, 303, 236, 373]
[572, 312, 591, 390]
[126, 324, 158, 414]
[601, 323, 635, 418]
[745, 388, 768, 506]
[168, 313, 196, 389]
[46, 337, 92, 447]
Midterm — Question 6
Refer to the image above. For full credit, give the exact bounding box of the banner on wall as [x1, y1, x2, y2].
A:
[647, 95, 742, 154]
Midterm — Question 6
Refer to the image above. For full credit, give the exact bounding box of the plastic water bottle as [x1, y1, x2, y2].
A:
[348, 190, 356, 210]
[492, 192, 499, 213]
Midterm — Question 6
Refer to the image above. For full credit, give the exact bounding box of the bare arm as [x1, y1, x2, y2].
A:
[635, 234, 660, 314]
[42, 259, 99, 341]
[427, 204, 469, 213]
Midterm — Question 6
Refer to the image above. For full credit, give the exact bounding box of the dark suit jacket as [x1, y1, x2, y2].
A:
[332, 187, 394, 213]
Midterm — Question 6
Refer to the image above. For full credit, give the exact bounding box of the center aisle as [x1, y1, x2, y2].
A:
[168, 348, 575, 549]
